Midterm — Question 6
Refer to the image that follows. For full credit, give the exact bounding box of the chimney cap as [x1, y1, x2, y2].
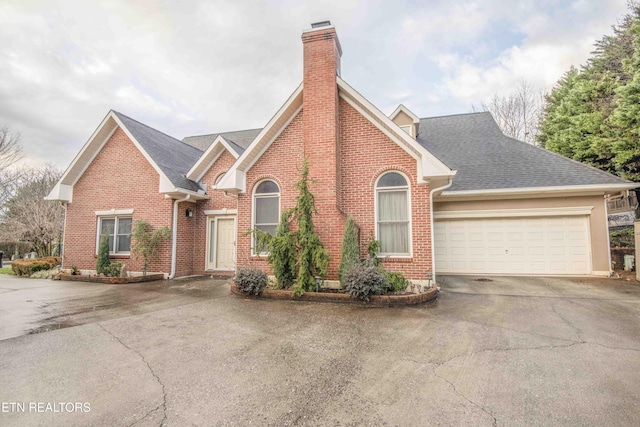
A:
[311, 20, 331, 28]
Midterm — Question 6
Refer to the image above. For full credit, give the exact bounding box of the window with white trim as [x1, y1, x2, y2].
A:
[376, 172, 410, 256]
[252, 180, 280, 254]
[97, 216, 132, 254]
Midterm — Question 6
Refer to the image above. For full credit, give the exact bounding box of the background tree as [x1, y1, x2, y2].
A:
[538, 4, 640, 180]
[0, 126, 23, 207]
[0, 166, 64, 257]
[474, 81, 546, 145]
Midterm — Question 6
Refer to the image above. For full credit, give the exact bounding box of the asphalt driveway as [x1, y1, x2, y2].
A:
[1, 274, 640, 426]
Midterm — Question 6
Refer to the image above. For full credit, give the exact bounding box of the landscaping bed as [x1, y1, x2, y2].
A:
[230, 281, 438, 307]
[58, 273, 165, 284]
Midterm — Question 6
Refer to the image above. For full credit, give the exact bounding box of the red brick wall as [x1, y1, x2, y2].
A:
[192, 150, 238, 274]
[64, 128, 173, 274]
[236, 112, 305, 272]
[340, 99, 432, 279]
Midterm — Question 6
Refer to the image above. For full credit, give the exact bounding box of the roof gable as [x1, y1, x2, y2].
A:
[186, 135, 240, 182]
[46, 110, 206, 202]
[217, 80, 455, 193]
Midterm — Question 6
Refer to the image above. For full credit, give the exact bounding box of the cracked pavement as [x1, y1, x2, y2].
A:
[1, 274, 640, 425]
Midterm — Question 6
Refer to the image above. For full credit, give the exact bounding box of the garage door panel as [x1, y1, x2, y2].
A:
[434, 215, 591, 275]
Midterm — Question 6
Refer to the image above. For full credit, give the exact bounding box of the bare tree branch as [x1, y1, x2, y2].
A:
[474, 81, 546, 145]
[0, 165, 64, 257]
[0, 126, 24, 206]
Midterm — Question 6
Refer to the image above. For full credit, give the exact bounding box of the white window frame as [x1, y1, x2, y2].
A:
[252, 179, 280, 256]
[96, 216, 133, 255]
[374, 171, 412, 257]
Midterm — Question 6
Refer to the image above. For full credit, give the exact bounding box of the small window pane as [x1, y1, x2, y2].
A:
[379, 223, 409, 254]
[256, 180, 279, 194]
[378, 191, 408, 221]
[117, 218, 132, 235]
[101, 219, 115, 235]
[256, 224, 277, 236]
[117, 235, 131, 252]
[256, 196, 279, 225]
[377, 172, 407, 188]
[108, 236, 115, 252]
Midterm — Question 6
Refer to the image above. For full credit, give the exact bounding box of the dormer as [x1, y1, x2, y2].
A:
[390, 104, 420, 139]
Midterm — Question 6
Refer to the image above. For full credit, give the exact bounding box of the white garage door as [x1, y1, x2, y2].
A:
[434, 216, 591, 275]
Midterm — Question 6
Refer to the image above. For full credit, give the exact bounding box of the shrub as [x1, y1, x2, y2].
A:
[235, 266, 268, 295]
[268, 210, 297, 289]
[131, 220, 171, 275]
[610, 227, 634, 248]
[366, 235, 381, 266]
[385, 271, 411, 292]
[70, 266, 79, 275]
[11, 257, 61, 277]
[343, 258, 388, 302]
[103, 262, 123, 278]
[96, 234, 110, 275]
[339, 216, 360, 287]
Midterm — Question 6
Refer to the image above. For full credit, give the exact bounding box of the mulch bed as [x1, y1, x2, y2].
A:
[230, 282, 438, 307]
[57, 273, 165, 284]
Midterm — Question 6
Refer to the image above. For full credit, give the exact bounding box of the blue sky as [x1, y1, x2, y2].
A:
[0, 0, 631, 171]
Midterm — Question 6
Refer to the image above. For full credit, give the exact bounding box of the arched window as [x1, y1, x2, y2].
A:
[253, 180, 280, 253]
[376, 171, 410, 256]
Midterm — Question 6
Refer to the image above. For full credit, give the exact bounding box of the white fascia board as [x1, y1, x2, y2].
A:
[337, 78, 454, 182]
[53, 111, 118, 190]
[162, 187, 208, 200]
[45, 183, 74, 202]
[390, 104, 419, 124]
[434, 206, 594, 220]
[217, 84, 303, 193]
[439, 183, 640, 201]
[186, 136, 239, 182]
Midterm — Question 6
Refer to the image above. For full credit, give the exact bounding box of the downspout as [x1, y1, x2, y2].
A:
[429, 178, 453, 286]
[169, 194, 191, 279]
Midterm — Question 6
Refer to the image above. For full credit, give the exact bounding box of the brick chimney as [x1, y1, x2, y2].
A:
[301, 21, 345, 279]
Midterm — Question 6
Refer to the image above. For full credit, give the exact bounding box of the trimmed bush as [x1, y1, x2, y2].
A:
[103, 262, 123, 278]
[339, 216, 360, 287]
[11, 257, 61, 277]
[235, 266, 268, 295]
[385, 271, 411, 292]
[343, 258, 388, 302]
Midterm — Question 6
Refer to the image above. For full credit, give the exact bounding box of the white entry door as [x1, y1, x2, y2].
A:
[207, 217, 236, 271]
[434, 215, 592, 275]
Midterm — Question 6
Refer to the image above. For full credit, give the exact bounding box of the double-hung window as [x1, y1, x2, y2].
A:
[97, 216, 132, 254]
[376, 171, 411, 256]
[252, 180, 280, 254]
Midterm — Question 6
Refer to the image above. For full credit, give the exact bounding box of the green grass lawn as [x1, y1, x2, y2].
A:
[0, 267, 13, 275]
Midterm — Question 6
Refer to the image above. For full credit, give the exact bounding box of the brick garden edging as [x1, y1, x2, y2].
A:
[230, 282, 438, 307]
[58, 273, 165, 284]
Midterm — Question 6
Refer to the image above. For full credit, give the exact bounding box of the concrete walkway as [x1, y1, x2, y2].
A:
[1, 275, 640, 426]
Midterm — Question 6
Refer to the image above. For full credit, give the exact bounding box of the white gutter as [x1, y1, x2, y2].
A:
[168, 195, 191, 279]
[429, 178, 454, 285]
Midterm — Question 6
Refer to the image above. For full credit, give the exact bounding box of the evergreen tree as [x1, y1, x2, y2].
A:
[537, 5, 640, 179]
[267, 210, 297, 288]
[292, 159, 330, 296]
[96, 234, 110, 275]
[338, 216, 359, 286]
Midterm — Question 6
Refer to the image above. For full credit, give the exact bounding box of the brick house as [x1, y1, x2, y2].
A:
[47, 22, 636, 281]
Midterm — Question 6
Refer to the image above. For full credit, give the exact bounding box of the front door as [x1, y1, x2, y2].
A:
[207, 216, 236, 271]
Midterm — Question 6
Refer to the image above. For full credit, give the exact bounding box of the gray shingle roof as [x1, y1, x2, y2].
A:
[417, 112, 631, 192]
[182, 128, 262, 156]
[113, 111, 204, 193]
